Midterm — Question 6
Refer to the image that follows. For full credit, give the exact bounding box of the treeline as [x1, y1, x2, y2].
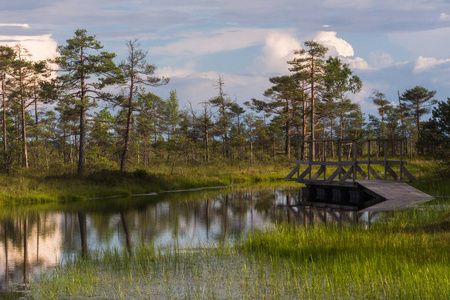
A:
[0, 29, 448, 175]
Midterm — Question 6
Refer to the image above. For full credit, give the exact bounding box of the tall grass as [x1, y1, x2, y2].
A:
[0, 164, 290, 205]
[28, 206, 449, 299]
[240, 206, 450, 299]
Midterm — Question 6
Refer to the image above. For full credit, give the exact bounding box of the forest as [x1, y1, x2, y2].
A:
[1, 29, 449, 177]
[1, 29, 450, 300]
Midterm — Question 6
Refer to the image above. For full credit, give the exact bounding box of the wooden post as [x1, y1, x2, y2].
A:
[323, 140, 326, 181]
[309, 141, 312, 180]
[368, 140, 371, 180]
[353, 140, 357, 184]
[338, 140, 342, 179]
[384, 140, 388, 180]
[399, 139, 403, 181]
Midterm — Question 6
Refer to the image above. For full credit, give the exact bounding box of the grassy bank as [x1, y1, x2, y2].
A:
[0, 163, 290, 205]
[25, 204, 449, 299]
[2, 158, 448, 205]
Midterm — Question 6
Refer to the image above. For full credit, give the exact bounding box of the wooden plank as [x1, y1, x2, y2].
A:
[385, 165, 398, 181]
[339, 167, 354, 183]
[311, 165, 325, 181]
[293, 160, 407, 166]
[285, 165, 300, 180]
[401, 165, 417, 182]
[312, 208, 326, 222]
[297, 206, 313, 220]
[294, 160, 355, 166]
[368, 166, 383, 180]
[357, 180, 434, 212]
[325, 166, 344, 183]
[326, 209, 340, 222]
[355, 165, 368, 180]
[296, 166, 312, 182]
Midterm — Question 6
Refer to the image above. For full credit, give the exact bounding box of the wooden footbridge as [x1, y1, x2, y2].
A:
[285, 139, 434, 211]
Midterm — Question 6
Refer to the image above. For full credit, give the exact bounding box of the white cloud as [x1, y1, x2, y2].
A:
[314, 31, 354, 57]
[151, 27, 273, 56]
[258, 31, 301, 74]
[0, 23, 30, 28]
[367, 50, 394, 69]
[440, 13, 450, 21]
[342, 57, 371, 71]
[413, 56, 450, 73]
[0, 34, 58, 61]
[366, 49, 408, 70]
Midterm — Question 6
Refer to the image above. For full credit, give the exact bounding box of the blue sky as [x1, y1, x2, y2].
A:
[1, 0, 450, 117]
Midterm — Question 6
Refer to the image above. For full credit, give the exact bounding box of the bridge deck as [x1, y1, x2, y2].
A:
[356, 180, 434, 212]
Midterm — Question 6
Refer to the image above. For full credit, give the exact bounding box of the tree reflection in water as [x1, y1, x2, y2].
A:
[0, 186, 382, 292]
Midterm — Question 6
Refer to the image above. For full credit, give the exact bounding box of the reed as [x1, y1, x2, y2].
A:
[28, 205, 449, 299]
[0, 164, 289, 205]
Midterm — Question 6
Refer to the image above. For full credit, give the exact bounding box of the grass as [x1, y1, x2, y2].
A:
[0, 162, 291, 205]
[25, 204, 449, 299]
[3, 159, 450, 298]
[239, 208, 450, 299]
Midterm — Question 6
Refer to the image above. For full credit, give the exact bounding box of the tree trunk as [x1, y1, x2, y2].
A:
[310, 62, 316, 160]
[77, 105, 86, 175]
[20, 70, 28, 169]
[77, 52, 86, 176]
[120, 100, 133, 171]
[2, 75, 7, 153]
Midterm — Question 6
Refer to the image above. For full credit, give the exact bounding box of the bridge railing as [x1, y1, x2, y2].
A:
[285, 139, 417, 184]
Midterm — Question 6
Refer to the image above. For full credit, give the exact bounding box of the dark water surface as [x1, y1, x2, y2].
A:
[0, 186, 377, 292]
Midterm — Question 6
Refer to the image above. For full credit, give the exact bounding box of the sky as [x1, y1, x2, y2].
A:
[1, 0, 450, 118]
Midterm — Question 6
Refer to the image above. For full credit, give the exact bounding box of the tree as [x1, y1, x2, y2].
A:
[288, 41, 328, 159]
[164, 89, 180, 141]
[209, 75, 232, 158]
[56, 29, 124, 175]
[133, 90, 167, 166]
[9, 45, 49, 168]
[400, 86, 437, 135]
[263, 75, 299, 158]
[116, 39, 169, 171]
[323, 57, 362, 140]
[0, 46, 15, 157]
[370, 90, 391, 137]
[417, 98, 450, 159]
[400, 86, 437, 157]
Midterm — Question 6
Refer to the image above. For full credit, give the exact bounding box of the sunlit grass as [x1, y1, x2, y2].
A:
[0, 163, 290, 205]
[28, 205, 450, 299]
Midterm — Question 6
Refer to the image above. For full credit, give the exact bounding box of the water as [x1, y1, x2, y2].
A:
[0, 186, 376, 292]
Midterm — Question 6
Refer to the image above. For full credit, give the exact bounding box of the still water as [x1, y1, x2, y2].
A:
[0, 186, 377, 292]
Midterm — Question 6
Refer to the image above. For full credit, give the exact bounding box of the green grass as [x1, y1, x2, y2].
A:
[26, 204, 449, 299]
[0, 163, 291, 205]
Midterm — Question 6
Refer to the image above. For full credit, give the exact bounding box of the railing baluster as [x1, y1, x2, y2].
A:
[368, 140, 371, 180]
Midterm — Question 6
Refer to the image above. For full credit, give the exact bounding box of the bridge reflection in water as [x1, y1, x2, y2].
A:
[1, 187, 384, 294]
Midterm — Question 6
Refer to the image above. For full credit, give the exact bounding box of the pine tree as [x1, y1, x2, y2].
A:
[56, 29, 124, 175]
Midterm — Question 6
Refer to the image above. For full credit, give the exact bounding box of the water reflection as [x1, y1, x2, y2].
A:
[0, 187, 383, 292]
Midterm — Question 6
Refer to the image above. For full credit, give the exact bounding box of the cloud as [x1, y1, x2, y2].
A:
[388, 27, 450, 59]
[0, 33, 58, 61]
[150, 27, 272, 56]
[440, 13, 450, 21]
[314, 31, 354, 57]
[413, 56, 450, 73]
[323, 0, 373, 9]
[0, 23, 30, 28]
[257, 31, 301, 74]
[342, 57, 371, 71]
[366, 49, 408, 70]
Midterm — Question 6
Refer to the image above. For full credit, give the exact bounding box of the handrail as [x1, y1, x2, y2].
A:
[286, 139, 416, 183]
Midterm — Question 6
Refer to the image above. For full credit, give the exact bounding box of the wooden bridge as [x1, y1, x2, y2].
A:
[285, 139, 434, 211]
